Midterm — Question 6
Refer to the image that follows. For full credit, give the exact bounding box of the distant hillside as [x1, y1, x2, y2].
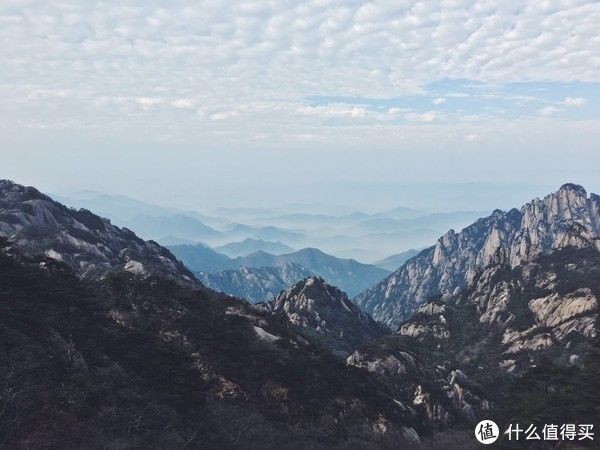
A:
[223, 223, 305, 243]
[169, 245, 389, 297]
[127, 214, 223, 242]
[373, 249, 420, 271]
[234, 248, 390, 297]
[215, 238, 294, 257]
[167, 243, 233, 273]
[55, 191, 229, 229]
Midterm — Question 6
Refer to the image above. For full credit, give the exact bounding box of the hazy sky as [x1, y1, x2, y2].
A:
[2, 0, 600, 211]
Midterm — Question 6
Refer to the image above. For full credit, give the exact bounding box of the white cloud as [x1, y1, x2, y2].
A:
[136, 97, 163, 108]
[432, 97, 447, 105]
[297, 105, 369, 118]
[561, 97, 586, 107]
[538, 106, 561, 116]
[209, 110, 239, 120]
[405, 111, 437, 122]
[171, 99, 195, 109]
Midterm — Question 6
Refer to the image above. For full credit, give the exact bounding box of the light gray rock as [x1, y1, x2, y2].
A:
[0, 179, 196, 284]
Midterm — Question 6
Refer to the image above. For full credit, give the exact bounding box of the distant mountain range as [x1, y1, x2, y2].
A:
[169, 245, 390, 297]
[165, 242, 234, 273]
[56, 190, 489, 262]
[54, 191, 228, 229]
[214, 237, 294, 257]
[198, 262, 313, 303]
[128, 214, 223, 242]
[373, 249, 420, 271]
[222, 223, 304, 243]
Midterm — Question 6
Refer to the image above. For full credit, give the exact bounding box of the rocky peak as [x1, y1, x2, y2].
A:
[356, 184, 600, 328]
[0, 179, 196, 285]
[268, 277, 389, 356]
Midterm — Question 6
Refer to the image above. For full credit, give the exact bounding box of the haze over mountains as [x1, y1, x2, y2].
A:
[56, 190, 488, 263]
[55, 188, 488, 300]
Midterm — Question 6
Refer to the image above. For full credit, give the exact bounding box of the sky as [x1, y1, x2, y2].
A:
[1, 0, 600, 212]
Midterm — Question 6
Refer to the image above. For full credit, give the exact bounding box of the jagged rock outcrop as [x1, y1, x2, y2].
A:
[0, 179, 196, 284]
[264, 277, 389, 356]
[346, 336, 490, 429]
[356, 184, 600, 328]
[198, 262, 314, 303]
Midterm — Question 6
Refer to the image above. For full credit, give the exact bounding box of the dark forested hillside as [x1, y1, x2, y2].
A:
[0, 240, 419, 449]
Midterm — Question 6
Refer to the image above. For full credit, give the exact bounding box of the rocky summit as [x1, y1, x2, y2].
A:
[356, 184, 600, 328]
[264, 276, 389, 356]
[0, 179, 195, 285]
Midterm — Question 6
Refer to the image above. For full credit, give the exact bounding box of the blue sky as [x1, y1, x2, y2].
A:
[306, 80, 600, 124]
[1, 1, 599, 211]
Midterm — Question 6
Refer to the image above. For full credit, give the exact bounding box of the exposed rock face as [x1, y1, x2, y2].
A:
[346, 337, 489, 429]
[0, 180, 196, 285]
[356, 184, 600, 328]
[265, 277, 389, 356]
[198, 262, 314, 303]
[396, 246, 599, 373]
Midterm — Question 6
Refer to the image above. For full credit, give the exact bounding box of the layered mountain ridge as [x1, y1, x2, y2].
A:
[2, 178, 599, 447]
[170, 244, 389, 297]
[356, 183, 600, 328]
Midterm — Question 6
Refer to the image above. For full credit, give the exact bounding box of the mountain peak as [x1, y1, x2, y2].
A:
[0, 178, 49, 202]
[558, 182, 587, 196]
[269, 277, 388, 355]
[299, 247, 325, 255]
